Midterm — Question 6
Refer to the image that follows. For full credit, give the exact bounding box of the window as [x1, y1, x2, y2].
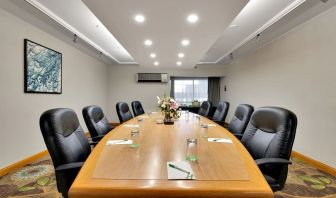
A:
[174, 78, 208, 105]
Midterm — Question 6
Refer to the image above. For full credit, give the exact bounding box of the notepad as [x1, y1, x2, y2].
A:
[138, 115, 149, 119]
[167, 161, 196, 180]
[123, 124, 139, 128]
[106, 140, 133, 145]
[208, 138, 232, 143]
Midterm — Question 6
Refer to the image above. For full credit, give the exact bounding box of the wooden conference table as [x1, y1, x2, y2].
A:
[69, 112, 273, 198]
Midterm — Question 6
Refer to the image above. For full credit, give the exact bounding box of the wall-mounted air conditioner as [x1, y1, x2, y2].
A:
[136, 73, 169, 83]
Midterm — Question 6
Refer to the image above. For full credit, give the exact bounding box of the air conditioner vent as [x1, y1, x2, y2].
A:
[136, 73, 168, 83]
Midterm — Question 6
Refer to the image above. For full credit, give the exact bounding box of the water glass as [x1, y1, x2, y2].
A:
[130, 126, 140, 148]
[186, 138, 198, 162]
[195, 115, 200, 124]
[137, 117, 143, 122]
[201, 125, 208, 138]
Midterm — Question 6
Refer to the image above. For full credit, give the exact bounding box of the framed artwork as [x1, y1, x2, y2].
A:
[24, 39, 62, 94]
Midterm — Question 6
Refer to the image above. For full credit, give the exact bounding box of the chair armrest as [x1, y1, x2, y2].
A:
[54, 162, 84, 196]
[255, 158, 292, 166]
[87, 135, 103, 146]
[233, 133, 243, 140]
[213, 120, 225, 126]
[55, 162, 84, 172]
[92, 135, 105, 142]
[89, 141, 99, 146]
[223, 124, 229, 129]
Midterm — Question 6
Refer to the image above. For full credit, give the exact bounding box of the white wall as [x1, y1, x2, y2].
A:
[107, 65, 226, 122]
[222, 6, 336, 167]
[0, 8, 108, 168]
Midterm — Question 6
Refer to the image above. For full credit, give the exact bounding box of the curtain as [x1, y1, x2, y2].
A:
[170, 76, 175, 97]
[208, 77, 220, 106]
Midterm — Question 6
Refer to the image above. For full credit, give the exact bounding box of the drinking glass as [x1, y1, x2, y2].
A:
[186, 138, 198, 162]
[137, 117, 143, 122]
[195, 115, 200, 125]
[130, 126, 140, 148]
[201, 124, 208, 138]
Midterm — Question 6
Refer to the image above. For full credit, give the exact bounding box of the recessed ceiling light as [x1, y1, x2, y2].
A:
[176, 61, 182, 66]
[144, 39, 153, 46]
[178, 53, 185, 58]
[154, 61, 159, 66]
[187, 14, 199, 23]
[134, 14, 145, 23]
[181, 39, 190, 46]
[150, 53, 156, 58]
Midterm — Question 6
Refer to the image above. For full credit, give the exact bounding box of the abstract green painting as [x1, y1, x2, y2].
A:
[24, 39, 62, 94]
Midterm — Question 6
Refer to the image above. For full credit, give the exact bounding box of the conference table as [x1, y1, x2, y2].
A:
[69, 112, 273, 198]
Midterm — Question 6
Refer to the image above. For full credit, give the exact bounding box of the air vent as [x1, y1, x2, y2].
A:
[136, 73, 168, 83]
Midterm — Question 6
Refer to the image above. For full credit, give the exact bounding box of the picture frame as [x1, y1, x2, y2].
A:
[24, 39, 62, 94]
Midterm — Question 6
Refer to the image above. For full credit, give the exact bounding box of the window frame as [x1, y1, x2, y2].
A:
[172, 77, 208, 105]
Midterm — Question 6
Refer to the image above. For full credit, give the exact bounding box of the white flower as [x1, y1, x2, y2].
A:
[161, 104, 166, 108]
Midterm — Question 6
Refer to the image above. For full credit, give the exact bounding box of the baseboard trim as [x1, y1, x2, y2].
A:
[0, 150, 49, 177]
[292, 151, 336, 176]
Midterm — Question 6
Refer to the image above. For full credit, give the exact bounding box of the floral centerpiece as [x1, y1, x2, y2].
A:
[157, 95, 180, 125]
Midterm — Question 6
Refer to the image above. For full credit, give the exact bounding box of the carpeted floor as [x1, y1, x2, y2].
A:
[0, 156, 335, 198]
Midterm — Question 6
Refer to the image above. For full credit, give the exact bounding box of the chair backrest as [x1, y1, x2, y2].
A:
[241, 107, 297, 189]
[228, 104, 254, 135]
[212, 101, 230, 122]
[39, 108, 91, 168]
[198, 101, 212, 117]
[116, 102, 133, 123]
[131, 101, 145, 116]
[82, 105, 112, 139]
[241, 107, 297, 160]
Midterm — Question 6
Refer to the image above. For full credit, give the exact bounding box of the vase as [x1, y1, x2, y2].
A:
[163, 111, 174, 125]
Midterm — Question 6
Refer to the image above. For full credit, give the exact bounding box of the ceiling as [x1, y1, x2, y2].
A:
[26, 0, 135, 64]
[218, 0, 336, 65]
[1, 0, 335, 68]
[201, 0, 306, 63]
[82, 0, 248, 68]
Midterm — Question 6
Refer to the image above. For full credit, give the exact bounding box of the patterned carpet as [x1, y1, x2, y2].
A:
[0, 156, 335, 198]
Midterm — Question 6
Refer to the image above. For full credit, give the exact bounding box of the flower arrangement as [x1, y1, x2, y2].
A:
[157, 95, 180, 124]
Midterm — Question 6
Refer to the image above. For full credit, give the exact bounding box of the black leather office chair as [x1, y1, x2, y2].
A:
[82, 105, 113, 142]
[241, 107, 297, 191]
[39, 108, 91, 198]
[116, 102, 133, 123]
[198, 101, 212, 117]
[228, 104, 254, 140]
[131, 101, 145, 116]
[212, 101, 229, 125]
